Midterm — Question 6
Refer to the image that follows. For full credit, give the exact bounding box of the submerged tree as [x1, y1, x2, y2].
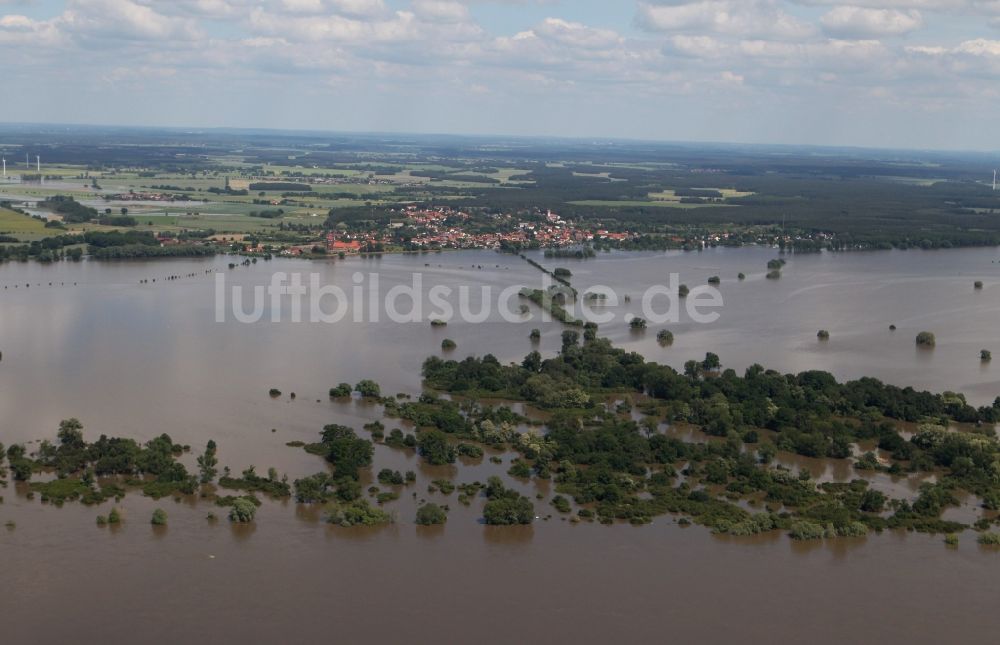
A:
[229, 497, 257, 523]
[329, 383, 353, 398]
[415, 503, 448, 526]
[354, 380, 381, 398]
[197, 439, 218, 484]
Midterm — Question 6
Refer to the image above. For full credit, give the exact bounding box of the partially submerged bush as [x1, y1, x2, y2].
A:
[229, 497, 257, 523]
[415, 503, 447, 526]
[327, 499, 393, 527]
[788, 520, 826, 541]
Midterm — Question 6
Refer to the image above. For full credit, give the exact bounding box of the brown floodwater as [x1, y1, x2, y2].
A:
[2, 247, 1000, 643]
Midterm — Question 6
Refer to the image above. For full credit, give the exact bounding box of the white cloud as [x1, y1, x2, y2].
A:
[533, 17, 622, 49]
[63, 0, 203, 41]
[329, 0, 387, 17]
[0, 14, 63, 46]
[637, 0, 815, 40]
[821, 6, 924, 37]
[794, 0, 1000, 13]
[905, 38, 1000, 55]
[667, 34, 728, 58]
[412, 0, 469, 23]
[2, 0, 1000, 147]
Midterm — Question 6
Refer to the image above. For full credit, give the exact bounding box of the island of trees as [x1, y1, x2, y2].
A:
[8, 335, 1000, 543]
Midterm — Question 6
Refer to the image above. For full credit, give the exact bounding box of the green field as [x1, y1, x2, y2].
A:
[123, 213, 287, 234]
[0, 207, 48, 237]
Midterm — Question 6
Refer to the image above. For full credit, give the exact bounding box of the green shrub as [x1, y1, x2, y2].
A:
[329, 383, 352, 398]
[456, 443, 484, 459]
[789, 520, 825, 540]
[327, 499, 393, 527]
[507, 461, 532, 478]
[977, 532, 1000, 546]
[229, 497, 257, 523]
[415, 503, 448, 525]
[377, 469, 404, 486]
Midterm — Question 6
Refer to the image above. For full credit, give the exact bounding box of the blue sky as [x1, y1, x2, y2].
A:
[1, 1, 1000, 150]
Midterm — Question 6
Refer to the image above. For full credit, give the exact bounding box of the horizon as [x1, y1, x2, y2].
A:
[1, 120, 998, 158]
[2, 1, 1000, 152]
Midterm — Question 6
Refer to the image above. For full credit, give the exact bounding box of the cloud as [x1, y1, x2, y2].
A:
[794, 0, 1000, 13]
[666, 34, 728, 58]
[955, 37, 1000, 54]
[533, 17, 622, 49]
[908, 37, 1000, 54]
[637, 0, 815, 40]
[2, 0, 1000, 147]
[412, 0, 469, 23]
[62, 0, 203, 42]
[0, 13, 63, 46]
[821, 6, 924, 37]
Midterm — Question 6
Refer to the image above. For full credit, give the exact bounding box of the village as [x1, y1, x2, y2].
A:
[316, 206, 635, 256]
[222, 206, 639, 257]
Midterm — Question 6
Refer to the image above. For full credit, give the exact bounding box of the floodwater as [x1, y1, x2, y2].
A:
[2, 246, 1000, 643]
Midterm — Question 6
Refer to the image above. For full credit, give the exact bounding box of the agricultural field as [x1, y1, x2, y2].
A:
[0, 206, 48, 239]
[0, 127, 998, 250]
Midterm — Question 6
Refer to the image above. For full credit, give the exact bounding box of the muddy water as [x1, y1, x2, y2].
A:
[566, 246, 1000, 406]
[3, 247, 1000, 643]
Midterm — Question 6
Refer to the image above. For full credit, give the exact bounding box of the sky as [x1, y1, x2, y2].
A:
[1, 0, 1000, 150]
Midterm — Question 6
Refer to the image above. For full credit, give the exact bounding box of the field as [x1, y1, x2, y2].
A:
[0, 206, 47, 237]
[0, 126, 998, 250]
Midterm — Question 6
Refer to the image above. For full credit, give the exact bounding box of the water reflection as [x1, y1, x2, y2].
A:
[482, 524, 534, 545]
